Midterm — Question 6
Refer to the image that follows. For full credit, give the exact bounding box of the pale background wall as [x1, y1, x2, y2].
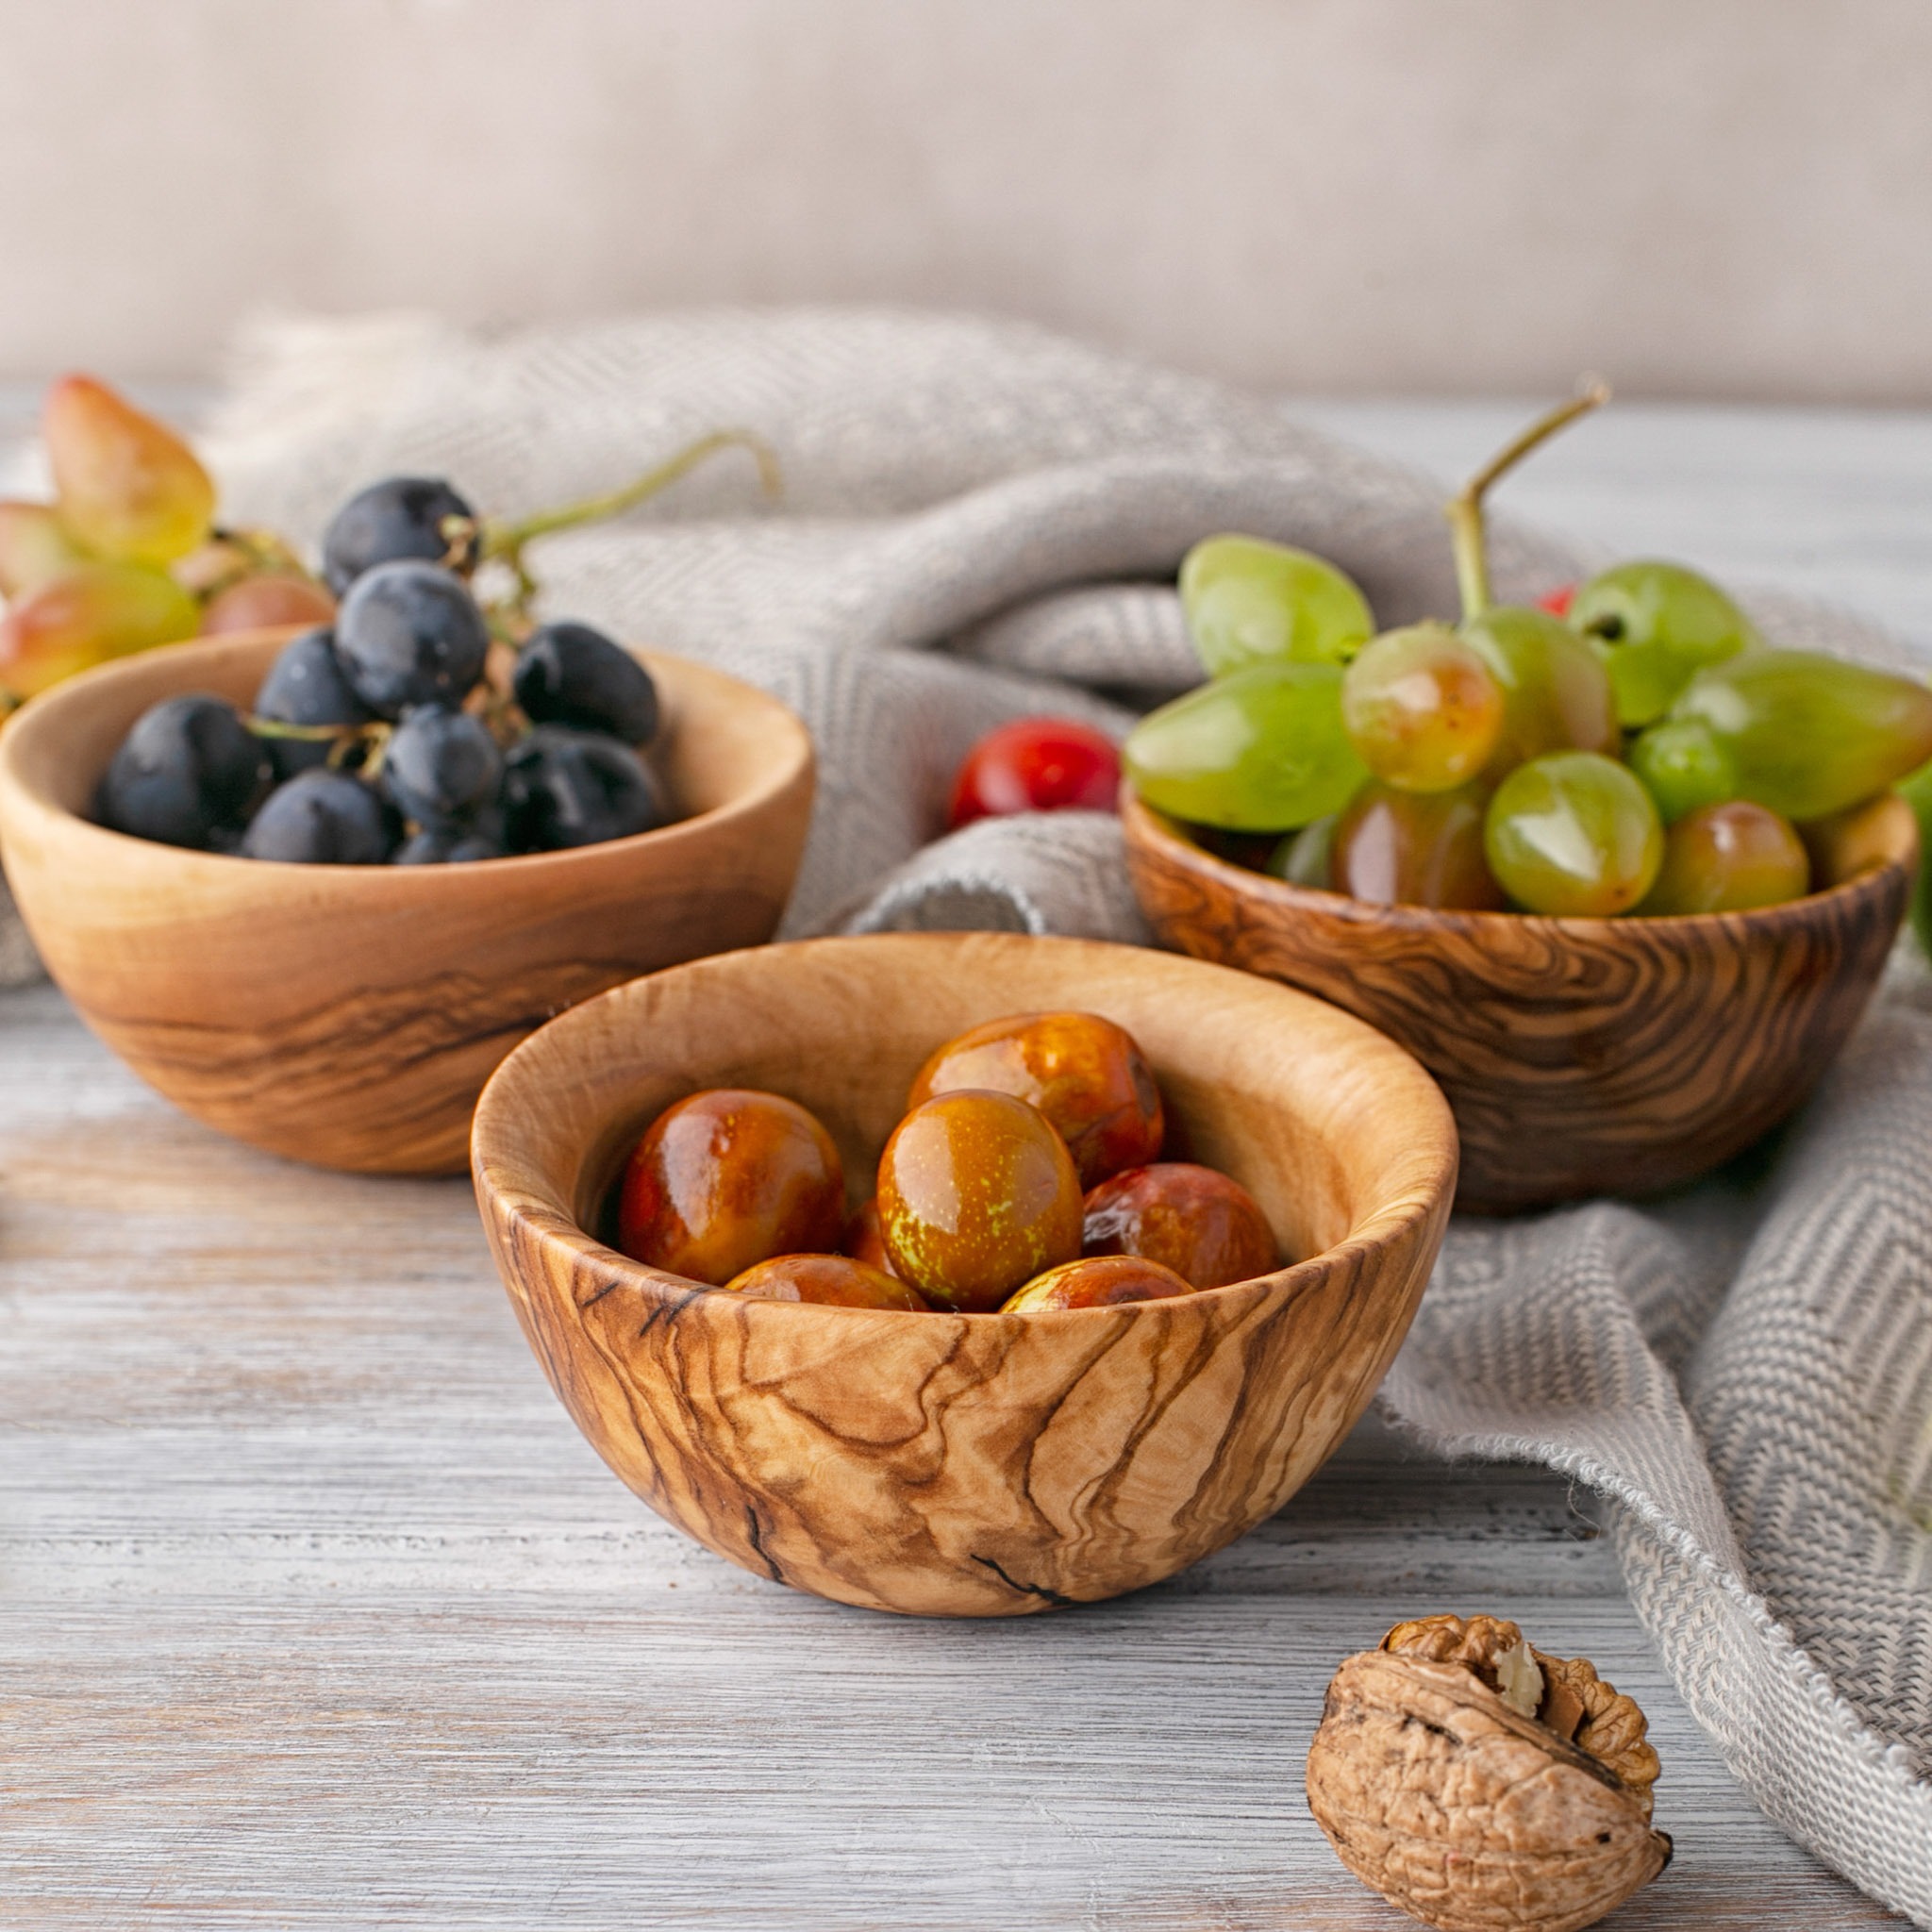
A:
[3, 0, 1929, 399]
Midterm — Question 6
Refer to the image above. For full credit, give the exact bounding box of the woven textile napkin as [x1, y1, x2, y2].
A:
[152, 308, 1932, 1921]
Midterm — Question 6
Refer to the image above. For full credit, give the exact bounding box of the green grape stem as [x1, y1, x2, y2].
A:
[1447, 380, 1611, 623]
[244, 714, 392, 772]
[475, 429, 782, 623]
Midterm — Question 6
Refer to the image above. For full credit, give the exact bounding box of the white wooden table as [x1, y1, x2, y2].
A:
[5, 402, 1925, 1929]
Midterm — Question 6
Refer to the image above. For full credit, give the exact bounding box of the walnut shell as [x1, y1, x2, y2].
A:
[1306, 1618, 1672, 1932]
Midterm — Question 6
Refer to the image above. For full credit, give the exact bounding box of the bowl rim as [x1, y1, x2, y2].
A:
[0, 624, 814, 889]
[470, 930, 1460, 1325]
[1121, 784, 1918, 941]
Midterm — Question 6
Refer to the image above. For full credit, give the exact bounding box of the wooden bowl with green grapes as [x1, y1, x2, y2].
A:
[1122, 389, 1923, 1211]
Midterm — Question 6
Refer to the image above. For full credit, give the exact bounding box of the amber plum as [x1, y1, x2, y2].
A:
[906, 1010, 1163, 1188]
[616, 1089, 844, 1286]
[877, 1090, 1083, 1312]
[1081, 1162, 1277, 1289]
[722, 1253, 931, 1311]
[1003, 1254, 1195, 1312]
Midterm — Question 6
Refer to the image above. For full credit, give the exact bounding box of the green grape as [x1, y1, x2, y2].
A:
[0, 500, 88, 597]
[1897, 761, 1932, 959]
[1483, 751, 1664, 916]
[1460, 605, 1618, 776]
[0, 560, 200, 697]
[43, 375, 216, 567]
[1265, 812, 1338, 889]
[1332, 779, 1506, 910]
[1179, 535, 1374, 675]
[1628, 717, 1739, 824]
[1668, 649, 1932, 822]
[1124, 661, 1367, 831]
[1570, 559, 1757, 726]
[1341, 623, 1505, 793]
[1639, 801, 1809, 915]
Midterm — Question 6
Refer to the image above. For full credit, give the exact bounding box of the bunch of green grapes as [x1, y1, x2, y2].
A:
[0, 377, 341, 706]
[1125, 391, 1932, 919]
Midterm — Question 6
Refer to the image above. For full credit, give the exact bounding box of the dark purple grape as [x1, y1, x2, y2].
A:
[392, 824, 507, 865]
[253, 627, 375, 778]
[240, 770, 397, 864]
[334, 562, 490, 719]
[512, 623, 659, 744]
[96, 692, 271, 850]
[504, 726, 665, 851]
[382, 706, 504, 825]
[321, 476, 477, 596]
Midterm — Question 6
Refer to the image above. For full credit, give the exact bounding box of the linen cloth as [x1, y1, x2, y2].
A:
[95, 308, 1932, 1920]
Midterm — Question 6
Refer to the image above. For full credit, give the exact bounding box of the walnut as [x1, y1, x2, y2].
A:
[1306, 1614, 1672, 1932]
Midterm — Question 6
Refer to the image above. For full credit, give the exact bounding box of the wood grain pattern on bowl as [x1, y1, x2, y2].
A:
[0, 626, 813, 1174]
[471, 932, 1457, 1617]
[1123, 786, 1914, 1213]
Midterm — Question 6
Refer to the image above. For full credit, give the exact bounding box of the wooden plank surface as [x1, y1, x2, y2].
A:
[4, 401, 1923, 1929]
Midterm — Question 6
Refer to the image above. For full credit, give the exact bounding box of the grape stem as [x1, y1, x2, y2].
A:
[475, 429, 782, 621]
[1447, 380, 1610, 621]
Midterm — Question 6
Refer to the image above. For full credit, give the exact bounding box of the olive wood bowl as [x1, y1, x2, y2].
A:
[1123, 786, 1916, 1213]
[471, 931, 1457, 1617]
[0, 626, 813, 1174]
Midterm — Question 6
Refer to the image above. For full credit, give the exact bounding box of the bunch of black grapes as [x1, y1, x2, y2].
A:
[94, 477, 667, 864]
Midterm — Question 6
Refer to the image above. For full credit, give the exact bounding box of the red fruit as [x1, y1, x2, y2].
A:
[1081, 1162, 1277, 1289]
[948, 717, 1122, 829]
[199, 574, 337, 636]
[616, 1089, 845, 1286]
[44, 375, 216, 566]
[1539, 584, 1577, 618]
[0, 561, 200, 697]
[0, 501, 89, 597]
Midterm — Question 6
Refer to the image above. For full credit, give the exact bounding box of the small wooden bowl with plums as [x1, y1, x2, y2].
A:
[469, 931, 1457, 1616]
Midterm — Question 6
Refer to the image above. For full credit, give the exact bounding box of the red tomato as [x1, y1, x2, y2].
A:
[948, 717, 1122, 830]
[1539, 583, 1577, 619]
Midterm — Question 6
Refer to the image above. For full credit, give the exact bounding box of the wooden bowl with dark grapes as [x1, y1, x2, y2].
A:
[469, 931, 1457, 1617]
[1123, 787, 1915, 1213]
[0, 625, 813, 1174]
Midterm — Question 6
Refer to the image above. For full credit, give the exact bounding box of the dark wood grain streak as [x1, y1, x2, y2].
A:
[1123, 790, 1915, 1212]
[471, 933, 1457, 1616]
[0, 625, 815, 1174]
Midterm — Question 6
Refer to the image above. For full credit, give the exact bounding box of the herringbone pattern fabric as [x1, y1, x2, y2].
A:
[168, 306, 1932, 1923]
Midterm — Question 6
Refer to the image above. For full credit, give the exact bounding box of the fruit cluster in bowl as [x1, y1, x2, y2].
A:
[611, 1008, 1279, 1314]
[1124, 390, 1932, 920]
[92, 478, 675, 865]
